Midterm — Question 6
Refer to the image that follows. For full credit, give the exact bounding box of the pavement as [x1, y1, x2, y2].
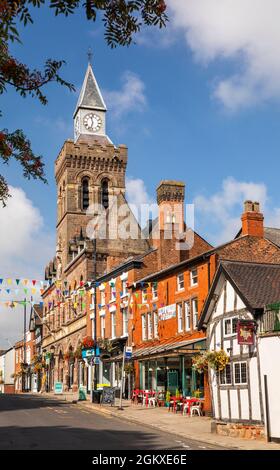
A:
[0, 394, 227, 450]
[36, 391, 280, 450]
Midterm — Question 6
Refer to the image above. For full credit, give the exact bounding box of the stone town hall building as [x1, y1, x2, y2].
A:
[41, 62, 149, 391]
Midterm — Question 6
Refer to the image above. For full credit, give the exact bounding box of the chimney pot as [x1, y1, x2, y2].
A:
[241, 201, 264, 237]
[244, 200, 253, 212]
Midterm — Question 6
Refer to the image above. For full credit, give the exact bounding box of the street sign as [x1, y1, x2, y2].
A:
[82, 348, 95, 358]
[125, 346, 132, 359]
[54, 382, 63, 394]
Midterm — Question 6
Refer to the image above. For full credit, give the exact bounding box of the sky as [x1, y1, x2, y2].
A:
[2, 0, 280, 346]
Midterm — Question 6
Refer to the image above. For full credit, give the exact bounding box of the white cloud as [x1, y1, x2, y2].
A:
[126, 177, 153, 207]
[104, 71, 147, 118]
[194, 177, 280, 244]
[168, 0, 280, 110]
[126, 177, 157, 227]
[0, 187, 54, 348]
[136, 24, 178, 49]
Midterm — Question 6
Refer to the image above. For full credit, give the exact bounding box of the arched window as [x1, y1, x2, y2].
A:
[82, 178, 89, 210]
[101, 179, 109, 209]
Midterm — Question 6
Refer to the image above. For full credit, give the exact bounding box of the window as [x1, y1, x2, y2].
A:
[153, 311, 159, 338]
[121, 280, 127, 297]
[177, 273, 184, 291]
[122, 308, 128, 336]
[224, 317, 238, 336]
[142, 315, 147, 341]
[184, 301, 191, 331]
[111, 312, 116, 339]
[152, 282, 158, 299]
[110, 283, 116, 302]
[220, 364, 232, 385]
[101, 179, 109, 209]
[100, 316, 105, 338]
[148, 312, 153, 339]
[82, 178, 89, 210]
[234, 362, 247, 385]
[177, 303, 183, 332]
[91, 292, 95, 310]
[192, 298, 199, 328]
[190, 268, 198, 286]
[100, 290, 105, 306]
[142, 288, 148, 304]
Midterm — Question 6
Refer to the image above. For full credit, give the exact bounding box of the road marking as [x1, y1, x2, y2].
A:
[54, 409, 68, 414]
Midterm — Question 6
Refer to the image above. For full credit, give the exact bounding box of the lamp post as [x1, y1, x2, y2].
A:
[23, 297, 27, 392]
[92, 238, 98, 394]
[10, 298, 28, 392]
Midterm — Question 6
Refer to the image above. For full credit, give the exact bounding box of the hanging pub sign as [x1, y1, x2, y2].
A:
[237, 320, 256, 345]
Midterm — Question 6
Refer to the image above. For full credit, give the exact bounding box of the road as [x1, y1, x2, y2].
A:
[0, 394, 225, 450]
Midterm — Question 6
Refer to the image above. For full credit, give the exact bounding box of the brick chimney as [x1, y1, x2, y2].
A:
[241, 200, 264, 237]
[156, 180, 186, 270]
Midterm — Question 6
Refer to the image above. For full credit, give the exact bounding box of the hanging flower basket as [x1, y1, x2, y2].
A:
[192, 353, 209, 374]
[74, 345, 82, 359]
[20, 362, 29, 374]
[34, 363, 43, 373]
[64, 350, 74, 361]
[192, 350, 229, 373]
[98, 338, 113, 353]
[124, 362, 134, 374]
[82, 336, 94, 349]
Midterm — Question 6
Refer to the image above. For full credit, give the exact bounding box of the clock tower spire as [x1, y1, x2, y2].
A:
[73, 57, 107, 142]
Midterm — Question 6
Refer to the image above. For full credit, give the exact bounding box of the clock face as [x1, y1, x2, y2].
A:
[83, 113, 102, 132]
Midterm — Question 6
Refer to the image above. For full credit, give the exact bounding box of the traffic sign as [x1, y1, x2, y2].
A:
[125, 346, 132, 359]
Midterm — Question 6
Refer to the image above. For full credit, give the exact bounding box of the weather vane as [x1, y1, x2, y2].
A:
[87, 47, 93, 64]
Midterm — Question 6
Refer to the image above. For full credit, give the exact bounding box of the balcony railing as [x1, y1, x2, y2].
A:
[260, 309, 280, 334]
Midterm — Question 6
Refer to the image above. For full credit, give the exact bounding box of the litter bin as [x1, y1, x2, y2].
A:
[91, 389, 102, 404]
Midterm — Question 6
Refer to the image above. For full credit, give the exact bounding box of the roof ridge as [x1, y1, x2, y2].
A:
[221, 259, 280, 268]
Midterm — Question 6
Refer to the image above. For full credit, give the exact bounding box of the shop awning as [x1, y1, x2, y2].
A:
[133, 338, 206, 360]
[103, 338, 206, 362]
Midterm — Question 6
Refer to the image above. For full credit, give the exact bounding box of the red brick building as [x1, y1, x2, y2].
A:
[85, 180, 212, 395]
[130, 201, 280, 413]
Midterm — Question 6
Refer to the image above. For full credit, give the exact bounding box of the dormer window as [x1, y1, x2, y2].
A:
[82, 178, 89, 210]
[101, 179, 109, 209]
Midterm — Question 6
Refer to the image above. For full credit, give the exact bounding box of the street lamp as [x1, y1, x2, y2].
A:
[92, 237, 98, 393]
[10, 297, 28, 392]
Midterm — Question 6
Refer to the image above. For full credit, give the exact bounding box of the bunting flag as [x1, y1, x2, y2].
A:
[0, 277, 51, 288]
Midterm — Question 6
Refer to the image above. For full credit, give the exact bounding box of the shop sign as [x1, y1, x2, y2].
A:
[237, 320, 256, 345]
[82, 348, 95, 358]
[54, 381, 63, 394]
[158, 304, 176, 321]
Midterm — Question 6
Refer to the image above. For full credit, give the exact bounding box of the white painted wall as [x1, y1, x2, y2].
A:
[209, 279, 261, 424]
[249, 356, 262, 421]
[259, 336, 280, 439]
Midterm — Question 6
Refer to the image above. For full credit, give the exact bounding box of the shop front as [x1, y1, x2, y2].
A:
[135, 338, 206, 398]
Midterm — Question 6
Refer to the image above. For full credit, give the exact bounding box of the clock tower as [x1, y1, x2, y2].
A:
[73, 61, 107, 142]
[54, 59, 150, 276]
